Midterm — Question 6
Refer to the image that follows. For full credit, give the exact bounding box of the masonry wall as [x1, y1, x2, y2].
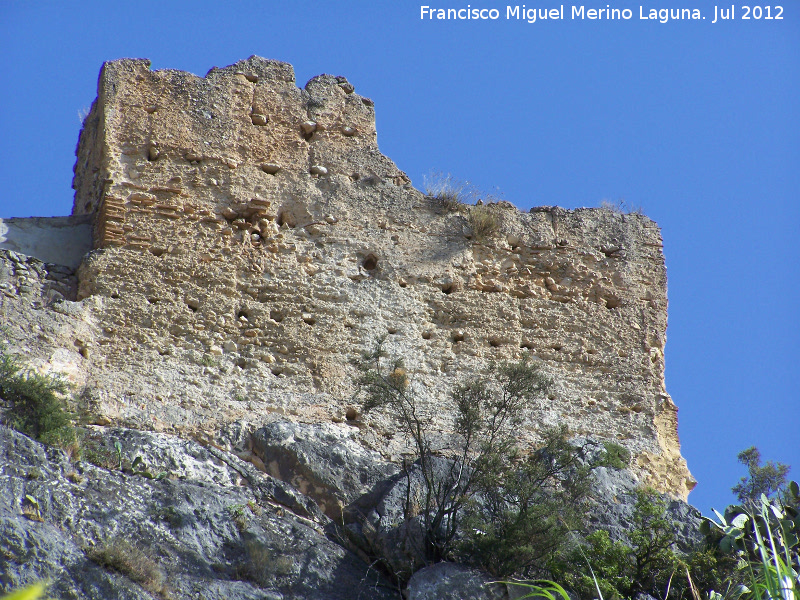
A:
[65, 57, 694, 499]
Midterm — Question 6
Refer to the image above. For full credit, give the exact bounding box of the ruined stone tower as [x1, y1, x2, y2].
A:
[4, 56, 695, 499]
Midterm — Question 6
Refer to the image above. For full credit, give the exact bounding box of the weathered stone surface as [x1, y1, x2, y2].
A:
[0, 426, 398, 599]
[405, 563, 507, 600]
[0, 249, 81, 306]
[345, 456, 468, 582]
[0, 216, 92, 270]
[0, 55, 703, 599]
[250, 420, 400, 518]
[588, 464, 704, 552]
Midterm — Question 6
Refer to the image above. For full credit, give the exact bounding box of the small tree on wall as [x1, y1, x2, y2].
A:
[353, 337, 601, 577]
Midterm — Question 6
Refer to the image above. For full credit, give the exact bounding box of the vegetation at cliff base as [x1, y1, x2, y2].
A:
[353, 336, 800, 599]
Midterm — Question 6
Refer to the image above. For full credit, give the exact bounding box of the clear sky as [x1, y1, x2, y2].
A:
[0, 1, 797, 516]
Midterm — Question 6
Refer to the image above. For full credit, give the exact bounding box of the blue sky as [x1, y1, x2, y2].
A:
[0, 1, 797, 515]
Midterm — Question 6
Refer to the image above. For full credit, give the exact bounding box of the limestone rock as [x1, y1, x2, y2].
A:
[3, 57, 694, 502]
[0, 55, 707, 599]
[0, 426, 398, 599]
[405, 563, 507, 600]
[251, 420, 400, 518]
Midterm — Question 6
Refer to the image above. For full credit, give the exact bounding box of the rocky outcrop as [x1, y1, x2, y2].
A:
[249, 420, 400, 519]
[405, 563, 507, 600]
[0, 249, 81, 306]
[0, 425, 399, 599]
[0, 421, 702, 599]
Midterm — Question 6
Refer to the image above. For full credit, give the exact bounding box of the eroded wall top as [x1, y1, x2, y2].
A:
[73, 56, 406, 246]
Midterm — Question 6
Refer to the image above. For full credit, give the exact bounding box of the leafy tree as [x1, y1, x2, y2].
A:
[354, 337, 596, 576]
[461, 424, 597, 578]
[627, 489, 681, 595]
[732, 446, 790, 505]
[549, 489, 733, 600]
[599, 441, 632, 470]
[553, 529, 633, 600]
[702, 481, 800, 600]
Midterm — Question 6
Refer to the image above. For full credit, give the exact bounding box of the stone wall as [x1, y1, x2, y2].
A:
[0, 249, 80, 306]
[2, 57, 694, 499]
[71, 57, 406, 249]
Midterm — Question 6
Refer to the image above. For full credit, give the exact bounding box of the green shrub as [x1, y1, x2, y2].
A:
[355, 338, 602, 578]
[239, 539, 294, 587]
[683, 547, 746, 600]
[626, 489, 684, 594]
[79, 432, 121, 470]
[227, 503, 250, 531]
[551, 489, 696, 600]
[731, 446, 791, 506]
[554, 529, 634, 600]
[599, 441, 632, 470]
[702, 481, 799, 600]
[460, 424, 597, 578]
[149, 505, 184, 529]
[0, 343, 75, 449]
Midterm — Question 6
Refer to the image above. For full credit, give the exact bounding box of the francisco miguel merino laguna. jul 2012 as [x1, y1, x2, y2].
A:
[420, 5, 713, 23]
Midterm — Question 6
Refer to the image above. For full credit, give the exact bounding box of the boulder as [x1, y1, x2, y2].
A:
[406, 563, 507, 600]
[251, 420, 400, 519]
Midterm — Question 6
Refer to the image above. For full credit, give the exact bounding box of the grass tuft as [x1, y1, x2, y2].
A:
[599, 198, 645, 216]
[424, 172, 474, 211]
[468, 205, 500, 242]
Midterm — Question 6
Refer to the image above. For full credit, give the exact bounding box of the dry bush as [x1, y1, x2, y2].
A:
[88, 539, 168, 597]
[468, 205, 500, 242]
[599, 198, 644, 215]
[424, 172, 474, 211]
[239, 539, 294, 587]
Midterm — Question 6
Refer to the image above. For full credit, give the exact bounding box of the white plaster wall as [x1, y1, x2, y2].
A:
[0, 216, 92, 269]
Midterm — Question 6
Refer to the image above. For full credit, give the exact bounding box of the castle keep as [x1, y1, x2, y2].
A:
[2, 56, 694, 499]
